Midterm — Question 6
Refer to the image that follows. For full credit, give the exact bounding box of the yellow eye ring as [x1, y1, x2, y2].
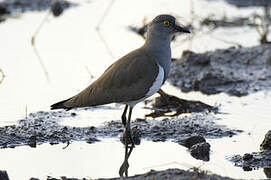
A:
[163, 20, 170, 27]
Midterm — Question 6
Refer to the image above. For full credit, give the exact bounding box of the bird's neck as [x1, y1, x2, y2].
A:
[144, 32, 172, 52]
[143, 32, 172, 80]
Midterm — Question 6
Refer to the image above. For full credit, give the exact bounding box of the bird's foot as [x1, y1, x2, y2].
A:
[120, 126, 141, 147]
[126, 128, 135, 148]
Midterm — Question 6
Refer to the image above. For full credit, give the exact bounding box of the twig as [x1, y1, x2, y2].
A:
[32, 40, 50, 82]
[62, 139, 70, 149]
[31, 11, 51, 83]
[95, 0, 116, 59]
[84, 65, 94, 80]
[186, 0, 195, 50]
[253, 13, 270, 44]
[0, 68, 5, 84]
[209, 35, 242, 48]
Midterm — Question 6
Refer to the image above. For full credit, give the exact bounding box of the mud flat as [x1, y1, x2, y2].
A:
[0, 109, 241, 149]
[168, 44, 271, 96]
[1, 168, 237, 180]
[98, 168, 235, 180]
[0, 0, 75, 22]
[228, 130, 271, 177]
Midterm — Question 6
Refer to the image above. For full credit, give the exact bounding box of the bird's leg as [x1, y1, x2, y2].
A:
[126, 106, 135, 148]
[119, 106, 135, 177]
[121, 105, 128, 126]
[124, 106, 134, 177]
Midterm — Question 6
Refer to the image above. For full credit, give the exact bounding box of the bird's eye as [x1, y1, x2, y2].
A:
[163, 20, 170, 27]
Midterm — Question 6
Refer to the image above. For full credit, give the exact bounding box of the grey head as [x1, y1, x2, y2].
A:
[144, 14, 190, 81]
[146, 14, 190, 42]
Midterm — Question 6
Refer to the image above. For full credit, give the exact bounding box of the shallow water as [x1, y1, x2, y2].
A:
[0, 0, 270, 179]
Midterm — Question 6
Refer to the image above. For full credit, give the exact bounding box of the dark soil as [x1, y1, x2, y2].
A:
[99, 168, 235, 180]
[0, 0, 75, 22]
[228, 130, 271, 174]
[0, 170, 9, 180]
[168, 44, 271, 96]
[224, 0, 271, 7]
[27, 168, 236, 180]
[189, 142, 211, 161]
[260, 130, 271, 151]
[200, 16, 256, 29]
[144, 89, 218, 118]
[229, 151, 271, 171]
[0, 109, 242, 149]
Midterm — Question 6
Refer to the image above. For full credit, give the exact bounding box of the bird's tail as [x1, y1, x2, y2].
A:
[50, 98, 72, 110]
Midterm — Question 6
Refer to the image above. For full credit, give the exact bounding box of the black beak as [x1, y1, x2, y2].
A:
[174, 24, 191, 33]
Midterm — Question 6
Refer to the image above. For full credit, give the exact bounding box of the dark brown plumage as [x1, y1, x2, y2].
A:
[51, 48, 159, 110]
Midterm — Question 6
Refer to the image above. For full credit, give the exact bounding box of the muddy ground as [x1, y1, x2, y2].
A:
[168, 44, 271, 96]
[99, 168, 235, 180]
[1, 168, 235, 180]
[0, 108, 241, 149]
[0, 104, 241, 179]
[223, 0, 271, 7]
[0, 0, 75, 22]
[228, 130, 271, 178]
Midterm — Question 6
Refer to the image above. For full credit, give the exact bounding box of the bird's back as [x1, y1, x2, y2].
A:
[52, 47, 160, 109]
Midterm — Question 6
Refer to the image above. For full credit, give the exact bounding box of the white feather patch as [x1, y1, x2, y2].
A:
[145, 64, 164, 97]
[125, 64, 164, 107]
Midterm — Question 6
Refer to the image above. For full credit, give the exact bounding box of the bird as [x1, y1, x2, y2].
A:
[51, 14, 190, 176]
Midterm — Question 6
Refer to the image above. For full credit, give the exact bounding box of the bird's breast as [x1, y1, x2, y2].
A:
[145, 63, 164, 98]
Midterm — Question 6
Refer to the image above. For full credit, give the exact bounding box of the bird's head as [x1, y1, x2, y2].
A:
[147, 14, 190, 41]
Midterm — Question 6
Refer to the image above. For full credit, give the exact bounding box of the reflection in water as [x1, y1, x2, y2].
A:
[0, 68, 4, 85]
[119, 145, 134, 177]
[119, 126, 141, 177]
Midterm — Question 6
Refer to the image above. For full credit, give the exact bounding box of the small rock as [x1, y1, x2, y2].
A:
[0, 5, 9, 15]
[70, 112, 76, 117]
[0, 170, 9, 180]
[51, 1, 64, 17]
[260, 130, 271, 151]
[86, 137, 99, 144]
[49, 142, 59, 145]
[89, 126, 95, 130]
[28, 135, 37, 148]
[243, 153, 253, 161]
[243, 166, 252, 171]
[189, 142, 210, 161]
[179, 135, 206, 148]
[135, 118, 147, 123]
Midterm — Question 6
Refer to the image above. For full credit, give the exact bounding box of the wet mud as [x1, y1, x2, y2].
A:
[0, 0, 75, 22]
[228, 130, 271, 175]
[100, 168, 235, 180]
[229, 151, 271, 172]
[224, 0, 271, 7]
[200, 16, 255, 29]
[168, 44, 271, 96]
[145, 89, 218, 118]
[0, 109, 241, 149]
[0, 170, 9, 180]
[25, 168, 235, 180]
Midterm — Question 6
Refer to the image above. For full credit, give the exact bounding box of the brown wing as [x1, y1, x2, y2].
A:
[62, 48, 159, 108]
